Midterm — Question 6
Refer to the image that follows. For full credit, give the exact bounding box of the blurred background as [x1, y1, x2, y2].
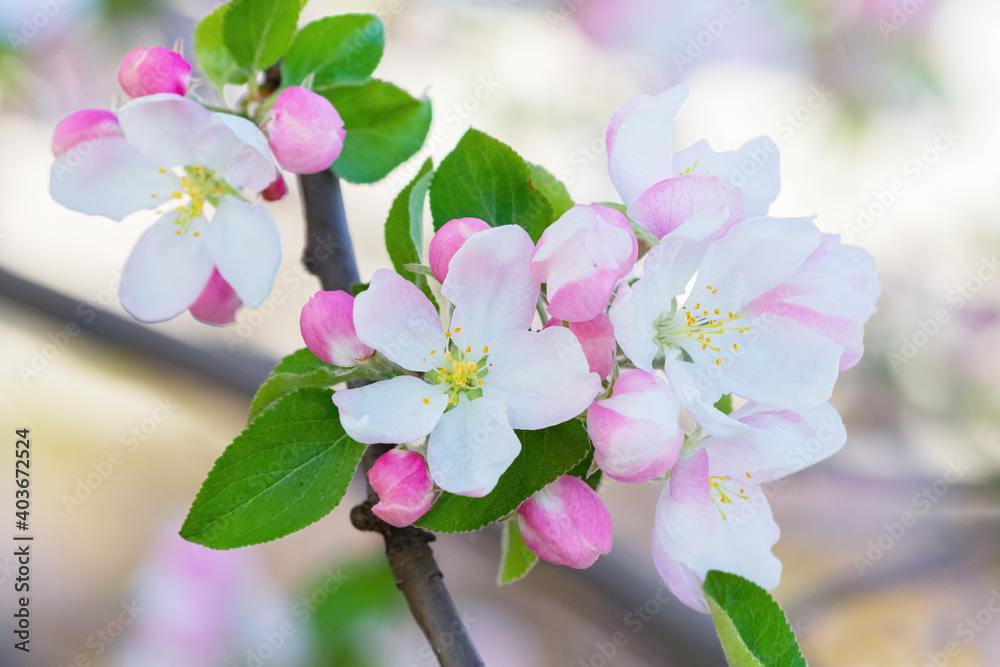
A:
[1, 0, 998, 664]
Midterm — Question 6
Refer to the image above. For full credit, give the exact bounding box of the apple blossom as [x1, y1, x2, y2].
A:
[530, 204, 637, 323]
[610, 216, 844, 418]
[586, 369, 684, 483]
[300, 290, 374, 367]
[188, 268, 242, 326]
[266, 86, 346, 175]
[51, 109, 123, 157]
[117, 46, 192, 98]
[49, 93, 280, 323]
[332, 225, 601, 497]
[543, 313, 616, 380]
[428, 217, 491, 284]
[517, 475, 613, 569]
[653, 401, 845, 612]
[369, 448, 437, 527]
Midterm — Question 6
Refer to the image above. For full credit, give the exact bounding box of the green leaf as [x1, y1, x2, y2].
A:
[249, 348, 374, 423]
[714, 393, 733, 416]
[567, 446, 602, 491]
[281, 14, 384, 90]
[223, 0, 301, 72]
[430, 129, 555, 242]
[703, 571, 807, 667]
[180, 387, 366, 549]
[323, 79, 432, 184]
[193, 3, 250, 89]
[592, 201, 627, 215]
[385, 159, 435, 303]
[416, 419, 591, 533]
[498, 520, 537, 585]
[528, 162, 574, 219]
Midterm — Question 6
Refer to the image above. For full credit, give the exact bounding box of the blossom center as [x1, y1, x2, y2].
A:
[652, 285, 750, 366]
[709, 473, 750, 521]
[153, 165, 233, 235]
[424, 330, 491, 406]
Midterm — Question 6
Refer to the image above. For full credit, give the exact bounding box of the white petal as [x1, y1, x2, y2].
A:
[426, 396, 521, 497]
[49, 137, 176, 221]
[203, 198, 281, 309]
[354, 269, 447, 372]
[443, 225, 540, 352]
[608, 275, 671, 372]
[119, 212, 214, 322]
[482, 328, 600, 429]
[672, 137, 781, 218]
[662, 357, 748, 437]
[607, 85, 689, 208]
[197, 113, 276, 192]
[117, 93, 212, 167]
[332, 377, 448, 445]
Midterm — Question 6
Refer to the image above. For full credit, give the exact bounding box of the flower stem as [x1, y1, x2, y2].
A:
[297, 170, 484, 667]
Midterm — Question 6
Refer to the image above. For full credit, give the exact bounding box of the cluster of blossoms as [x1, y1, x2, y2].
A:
[49, 45, 346, 324]
[302, 84, 879, 608]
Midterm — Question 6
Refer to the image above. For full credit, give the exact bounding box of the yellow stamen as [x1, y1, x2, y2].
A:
[422, 398, 429, 405]
[158, 167, 166, 174]
[483, 346, 489, 354]
[454, 327, 461, 332]
[465, 346, 472, 353]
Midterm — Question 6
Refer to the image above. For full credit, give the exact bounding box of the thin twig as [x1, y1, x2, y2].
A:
[297, 171, 484, 667]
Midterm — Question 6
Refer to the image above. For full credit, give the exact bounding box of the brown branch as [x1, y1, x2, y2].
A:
[297, 171, 484, 667]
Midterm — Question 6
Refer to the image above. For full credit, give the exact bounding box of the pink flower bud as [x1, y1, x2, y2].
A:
[369, 449, 436, 527]
[261, 174, 288, 202]
[544, 312, 616, 379]
[300, 290, 374, 367]
[117, 47, 192, 98]
[428, 217, 491, 284]
[266, 87, 346, 175]
[518, 475, 612, 569]
[587, 369, 684, 483]
[531, 205, 637, 323]
[51, 109, 123, 157]
[189, 268, 243, 325]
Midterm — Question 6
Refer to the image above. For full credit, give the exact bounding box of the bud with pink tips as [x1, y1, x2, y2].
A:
[369, 448, 437, 527]
[517, 475, 612, 569]
[300, 290, 374, 367]
[428, 217, 491, 284]
[266, 86, 346, 175]
[51, 109, 123, 157]
[531, 204, 638, 323]
[587, 369, 684, 483]
[117, 47, 192, 98]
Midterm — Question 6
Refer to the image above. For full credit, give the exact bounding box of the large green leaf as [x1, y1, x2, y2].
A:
[194, 3, 250, 89]
[223, 0, 301, 72]
[281, 14, 384, 90]
[416, 419, 591, 533]
[527, 162, 574, 220]
[323, 79, 432, 184]
[498, 519, 537, 585]
[703, 571, 807, 667]
[385, 159, 435, 302]
[180, 387, 366, 549]
[248, 348, 376, 423]
[429, 129, 555, 242]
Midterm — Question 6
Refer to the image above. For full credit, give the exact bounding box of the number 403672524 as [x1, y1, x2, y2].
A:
[15, 428, 30, 491]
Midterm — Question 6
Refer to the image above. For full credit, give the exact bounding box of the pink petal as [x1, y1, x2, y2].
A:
[428, 217, 491, 284]
[628, 174, 744, 240]
[52, 109, 122, 157]
[117, 47, 192, 98]
[369, 449, 436, 527]
[299, 290, 374, 367]
[517, 475, 612, 569]
[266, 86, 346, 175]
[189, 267, 242, 325]
[544, 313, 617, 380]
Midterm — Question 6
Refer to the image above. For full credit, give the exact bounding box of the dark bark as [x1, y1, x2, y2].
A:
[297, 172, 484, 667]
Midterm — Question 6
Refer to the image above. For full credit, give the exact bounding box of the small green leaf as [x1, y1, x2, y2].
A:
[248, 349, 362, 423]
[194, 3, 250, 89]
[223, 0, 301, 72]
[323, 79, 432, 184]
[528, 162, 574, 219]
[567, 446, 602, 491]
[416, 419, 591, 533]
[282, 14, 384, 90]
[703, 571, 807, 667]
[430, 129, 555, 242]
[498, 519, 537, 585]
[181, 387, 367, 549]
[385, 159, 435, 303]
[714, 394, 733, 415]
